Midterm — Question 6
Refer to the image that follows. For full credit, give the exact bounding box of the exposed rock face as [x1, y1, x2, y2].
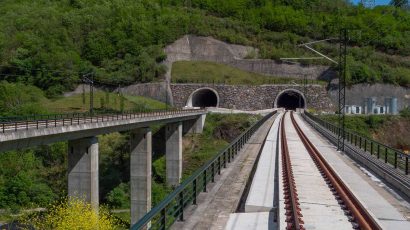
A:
[164, 35, 336, 81]
[171, 83, 334, 111]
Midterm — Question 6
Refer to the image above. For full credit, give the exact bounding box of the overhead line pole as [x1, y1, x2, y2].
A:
[284, 35, 347, 151]
[338, 29, 348, 151]
[82, 73, 94, 114]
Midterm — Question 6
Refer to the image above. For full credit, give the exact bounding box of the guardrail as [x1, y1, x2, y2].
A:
[0, 108, 206, 133]
[131, 111, 276, 230]
[304, 112, 409, 175]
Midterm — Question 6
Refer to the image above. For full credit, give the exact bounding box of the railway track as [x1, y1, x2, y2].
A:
[280, 111, 382, 230]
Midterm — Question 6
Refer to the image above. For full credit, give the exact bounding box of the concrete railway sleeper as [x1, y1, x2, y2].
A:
[289, 111, 382, 230]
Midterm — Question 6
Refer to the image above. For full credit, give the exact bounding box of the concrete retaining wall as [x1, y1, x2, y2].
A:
[328, 83, 410, 111]
[164, 35, 336, 81]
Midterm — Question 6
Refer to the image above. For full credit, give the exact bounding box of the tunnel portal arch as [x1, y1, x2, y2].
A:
[186, 87, 219, 108]
[274, 89, 306, 110]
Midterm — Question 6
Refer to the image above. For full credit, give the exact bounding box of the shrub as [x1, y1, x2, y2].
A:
[21, 197, 122, 230]
[106, 183, 130, 209]
[400, 107, 410, 118]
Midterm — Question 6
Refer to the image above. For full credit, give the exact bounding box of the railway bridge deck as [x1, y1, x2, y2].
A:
[135, 110, 410, 230]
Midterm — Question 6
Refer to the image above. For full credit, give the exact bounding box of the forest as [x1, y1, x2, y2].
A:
[0, 0, 409, 98]
[0, 0, 409, 225]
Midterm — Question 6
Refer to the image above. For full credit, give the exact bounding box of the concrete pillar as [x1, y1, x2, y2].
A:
[68, 136, 99, 210]
[183, 114, 206, 134]
[130, 128, 152, 226]
[166, 122, 183, 186]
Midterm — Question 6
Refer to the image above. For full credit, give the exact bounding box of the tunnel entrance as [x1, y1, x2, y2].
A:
[187, 88, 219, 108]
[275, 90, 305, 110]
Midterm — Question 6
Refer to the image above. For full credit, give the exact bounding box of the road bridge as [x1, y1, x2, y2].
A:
[0, 109, 207, 225]
[132, 110, 410, 230]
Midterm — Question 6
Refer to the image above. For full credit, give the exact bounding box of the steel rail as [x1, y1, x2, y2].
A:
[280, 112, 305, 230]
[290, 112, 382, 230]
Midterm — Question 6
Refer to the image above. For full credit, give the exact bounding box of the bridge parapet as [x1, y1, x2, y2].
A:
[0, 109, 206, 152]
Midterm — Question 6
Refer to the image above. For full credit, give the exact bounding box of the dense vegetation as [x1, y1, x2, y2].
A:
[0, 84, 260, 226]
[0, 0, 409, 97]
[0, 81, 166, 117]
[320, 112, 410, 152]
[0, 82, 167, 216]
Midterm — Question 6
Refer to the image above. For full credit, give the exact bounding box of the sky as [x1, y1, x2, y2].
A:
[351, 0, 391, 5]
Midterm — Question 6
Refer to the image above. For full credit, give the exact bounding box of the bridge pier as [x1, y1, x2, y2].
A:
[130, 128, 152, 226]
[183, 114, 206, 134]
[68, 136, 99, 210]
[166, 122, 183, 186]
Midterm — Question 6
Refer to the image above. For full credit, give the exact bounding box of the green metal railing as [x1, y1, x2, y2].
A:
[0, 108, 205, 133]
[131, 111, 276, 230]
[304, 112, 409, 175]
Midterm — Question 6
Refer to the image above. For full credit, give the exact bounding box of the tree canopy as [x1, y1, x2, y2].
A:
[0, 0, 409, 94]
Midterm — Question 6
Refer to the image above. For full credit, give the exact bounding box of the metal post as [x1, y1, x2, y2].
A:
[193, 179, 197, 205]
[161, 208, 166, 230]
[394, 152, 398, 168]
[377, 145, 380, 159]
[165, 82, 169, 110]
[385, 147, 388, 163]
[179, 192, 184, 221]
[227, 148, 231, 163]
[203, 170, 207, 192]
[218, 157, 221, 175]
[359, 137, 362, 149]
[223, 151, 227, 168]
[211, 163, 215, 183]
[370, 142, 373, 155]
[337, 28, 347, 151]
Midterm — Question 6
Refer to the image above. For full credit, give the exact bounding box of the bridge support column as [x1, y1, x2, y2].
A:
[130, 128, 152, 226]
[166, 122, 182, 186]
[183, 114, 206, 134]
[68, 136, 99, 210]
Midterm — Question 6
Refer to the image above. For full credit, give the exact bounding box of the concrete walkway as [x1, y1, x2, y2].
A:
[171, 113, 277, 230]
[294, 113, 410, 230]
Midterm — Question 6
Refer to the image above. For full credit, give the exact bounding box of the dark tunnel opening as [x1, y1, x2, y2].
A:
[276, 91, 305, 110]
[191, 89, 218, 107]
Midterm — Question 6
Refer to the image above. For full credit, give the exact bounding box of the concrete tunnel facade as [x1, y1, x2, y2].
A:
[185, 87, 307, 110]
[274, 89, 306, 110]
[186, 87, 220, 108]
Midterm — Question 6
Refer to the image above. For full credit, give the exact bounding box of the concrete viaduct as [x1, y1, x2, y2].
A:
[0, 109, 207, 225]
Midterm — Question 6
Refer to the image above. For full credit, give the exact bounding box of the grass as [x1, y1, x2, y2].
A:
[319, 114, 410, 152]
[171, 61, 326, 85]
[43, 91, 167, 113]
[319, 114, 387, 137]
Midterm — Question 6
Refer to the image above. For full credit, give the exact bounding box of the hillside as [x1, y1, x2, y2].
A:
[320, 113, 410, 152]
[0, 0, 409, 98]
[0, 81, 166, 117]
[171, 61, 326, 85]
